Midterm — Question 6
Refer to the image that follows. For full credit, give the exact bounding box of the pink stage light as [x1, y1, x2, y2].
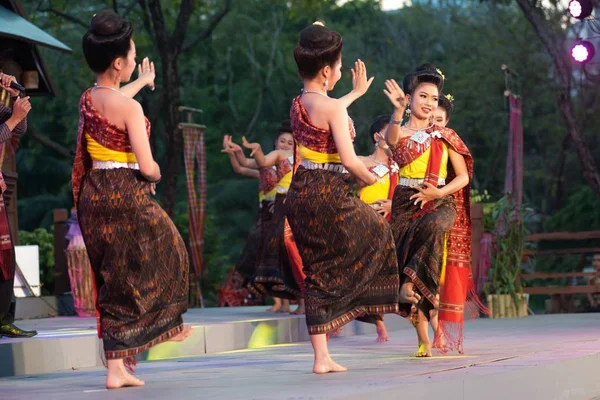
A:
[571, 41, 595, 64]
[568, 0, 593, 19]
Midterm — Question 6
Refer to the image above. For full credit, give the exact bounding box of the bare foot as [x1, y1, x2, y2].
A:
[290, 299, 305, 315]
[414, 342, 432, 357]
[313, 357, 348, 374]
[169, 325, 193, 342]
[106, 369, 145, 389]
[277, 299, 291, 313]
[267, 297, 282, 312]
[375, 321, 389, 342]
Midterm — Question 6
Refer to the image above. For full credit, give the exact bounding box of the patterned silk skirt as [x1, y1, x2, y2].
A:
[391, 186, 456, 317]
[78, 168, 189, 360]
[251, 194, 301, 300]
[235, 203, 268, 283]
[286, 167, 400, 335]
[218, 202, 272, 307]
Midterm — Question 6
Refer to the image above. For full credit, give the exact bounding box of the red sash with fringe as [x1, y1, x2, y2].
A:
[385, 159, 399, 222]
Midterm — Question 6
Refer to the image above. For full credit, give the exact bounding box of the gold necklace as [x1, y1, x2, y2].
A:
[94, 83, 123, 95]
[302, 89, 328, 97]
[402, 123, 433, 131]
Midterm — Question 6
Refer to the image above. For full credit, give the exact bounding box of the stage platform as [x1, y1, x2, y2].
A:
[0, 309, 599, 400]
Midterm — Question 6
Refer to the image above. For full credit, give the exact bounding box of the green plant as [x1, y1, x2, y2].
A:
[18, 228, 54, 296]
[485, 194, 531, 304]
[470, 189, 492, 204]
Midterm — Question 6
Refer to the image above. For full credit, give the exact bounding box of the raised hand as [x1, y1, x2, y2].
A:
[0, 73, 20, 96]
[137, 57, 155, 91]
[221, 135, 233, 154]
[242, 136, 261, 157]
[227, 137, 244, 153]
[383, 79, 408, 110]
[351, 59, 374, 97]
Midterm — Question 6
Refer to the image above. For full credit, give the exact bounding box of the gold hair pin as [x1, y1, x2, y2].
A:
[436, 68, 445, 81]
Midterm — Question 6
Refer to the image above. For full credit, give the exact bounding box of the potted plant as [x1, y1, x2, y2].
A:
[485, 194, 530, 318]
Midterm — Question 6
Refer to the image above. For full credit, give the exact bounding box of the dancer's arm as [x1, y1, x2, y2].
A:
[382, 79, 408, 146]
[120, 58, 155, 98]
[338, 60, 374, 109]
[409, 147, 469, 208]
[227, 137, 259, 169]
[439, 148, 469, 196]
[330, 102, 376, 186]
[225, 149, 260, 178]
[125, 100, 161, 182]
[242, 137, 281, 168]
[222, 135, 260, 178]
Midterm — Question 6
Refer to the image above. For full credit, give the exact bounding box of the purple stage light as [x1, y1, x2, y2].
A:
[571, 41, 595, 64]
[568, 0, 593, 19]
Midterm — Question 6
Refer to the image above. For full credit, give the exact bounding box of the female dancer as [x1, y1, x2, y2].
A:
[357, 114, 399, 342]
[286, 23, 403, 374]
[432, 93, 454, 127]
[231, 127, 298, 312]
[73, 11, 191, 389]
[383, 64, 473, 357]
[241, 123, 303, 306]
[426, 93, 454, 337]
[217, 135, 276, 307]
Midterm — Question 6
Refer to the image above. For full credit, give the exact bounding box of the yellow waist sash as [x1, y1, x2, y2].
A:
[359, 175, 390, 204]
[86, 133, 137, 163]
[399, 143, 448, 179]
[277, 171, 293, 193]
[298, 143, 341, 164]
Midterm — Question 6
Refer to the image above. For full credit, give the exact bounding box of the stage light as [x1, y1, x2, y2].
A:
[571, 41, 595, 64]
[568, 0, 593, 19]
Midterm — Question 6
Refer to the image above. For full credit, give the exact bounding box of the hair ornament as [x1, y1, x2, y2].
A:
[436, 68, 445, 81]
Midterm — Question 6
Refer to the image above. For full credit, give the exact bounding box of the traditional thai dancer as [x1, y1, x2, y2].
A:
[432, 93, 454, 127]
[232, 126, 299, 312]
[241, 122, 303, 307]
[357, 114, 399, 342]
[217, 135, 276, 307]
[424, 93, 454, 336]
[286, 22, 403, 374]
[73, 11, 191, 389]
[383, 64, 474, 357]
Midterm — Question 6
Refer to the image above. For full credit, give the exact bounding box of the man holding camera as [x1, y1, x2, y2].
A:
[0, 72, 37, 338]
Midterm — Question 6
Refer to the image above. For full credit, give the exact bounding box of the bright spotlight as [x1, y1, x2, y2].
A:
[571, 41, 596, 64]
[568, 0, 593, 19]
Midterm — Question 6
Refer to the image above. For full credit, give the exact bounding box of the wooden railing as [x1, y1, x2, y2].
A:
[518, 232, 600, 311]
